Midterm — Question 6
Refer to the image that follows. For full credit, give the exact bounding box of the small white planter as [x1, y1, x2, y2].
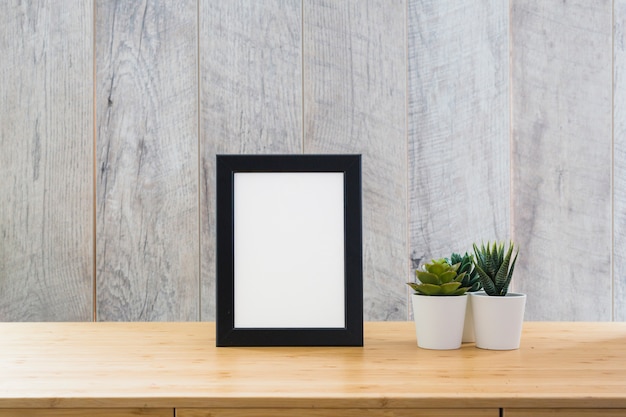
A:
[471, 292, 526, 350]
[461, 292, 479, 343]
[411, 294, 467, 350]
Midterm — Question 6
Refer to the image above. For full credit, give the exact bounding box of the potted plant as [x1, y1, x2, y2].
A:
[407, 259, 470, 350]
[471, 241, 526, 350]
[447, 252, 482, 343]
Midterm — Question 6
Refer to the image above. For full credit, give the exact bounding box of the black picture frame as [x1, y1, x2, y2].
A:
[216, 154, 363, 346]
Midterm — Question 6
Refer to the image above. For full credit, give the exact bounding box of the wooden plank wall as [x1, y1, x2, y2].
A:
[408, 1, 510, 292]
[303, 0, 408, 320]
[0, 1, 93, 321]
[511, 0, 614, 320]
[616, 0, 626, 321]
[2, 0, 625, 322]
[198, 0, 303, 320]
[95, 0, 199, 320]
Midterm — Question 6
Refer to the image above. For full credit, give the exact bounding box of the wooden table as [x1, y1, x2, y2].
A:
[1, 322, 625, 416]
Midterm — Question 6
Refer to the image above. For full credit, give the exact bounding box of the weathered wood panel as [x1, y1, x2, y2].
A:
[0, 1, 94, 321]
[304, 0, 407, 320]
[199, 1, 303, 320]
[511, 0, 613, 320]
[408, 1, 510, 294]
[615, 0, 626, 321]
[96, 0, 198, 321]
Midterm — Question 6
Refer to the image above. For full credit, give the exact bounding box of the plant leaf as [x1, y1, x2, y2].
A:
[500, 248, 519, 295]
[425, 262, 446, 275]
[439, 271, 457, 284]
[485, 242, 499, 278]
[450, 287, 469, 296]
[416, 271, 440, 285]
[494, 243, 514, 295]
[449, 262, 461, 273]
[474, 262, 497, 296]
[411, 283, 442, 295]
[439, 282, 462, 295]
[455, 271, 467, 282]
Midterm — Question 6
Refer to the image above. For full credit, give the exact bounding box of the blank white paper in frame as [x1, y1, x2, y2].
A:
[233, 172, 346, 328]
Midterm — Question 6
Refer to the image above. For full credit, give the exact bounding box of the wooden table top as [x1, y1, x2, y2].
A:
[1, 321, 625, 409]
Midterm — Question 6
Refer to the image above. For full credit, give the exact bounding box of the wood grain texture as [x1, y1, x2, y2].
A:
[96, 0, 198, 321]
[504, 411, 626, 417]
[0, 410, 172, 417]
[177, 409, 498, 417]
[511, 1, 613, 320]
[615, 0, 626, 321]
[199, 1, 302, 320]
[304, 0, 408, 320]
[2, 322, 626, 409]
[0, 1, 93, 321]
[408, 0, 510, 295]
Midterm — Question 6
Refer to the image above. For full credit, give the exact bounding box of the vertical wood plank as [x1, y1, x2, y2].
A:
[615, 0, 626, 321]
[96, 0, 198, 321]
[0, 1, 93, 321]
[511, 0, 613, 320]
[304, 0, 407, 320]
[408, 1, 510, 292]
[199, 1, 302, 320]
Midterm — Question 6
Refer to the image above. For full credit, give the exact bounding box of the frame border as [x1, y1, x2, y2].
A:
[216, 154, 363, 346]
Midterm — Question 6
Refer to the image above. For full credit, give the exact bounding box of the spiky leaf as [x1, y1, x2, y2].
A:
[473, 241, 519, 296]
[474, 262, 498, 296]
[448, 252, 482, 292]
[494, 243, 515, 295]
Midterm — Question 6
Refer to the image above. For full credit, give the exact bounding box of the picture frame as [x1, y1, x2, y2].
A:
[216, 154, 363, 346]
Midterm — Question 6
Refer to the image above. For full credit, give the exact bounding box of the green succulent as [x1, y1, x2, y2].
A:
[407, 258, 469, 296]
[472, 241, 518, 296]
[447, 252, 482, 292]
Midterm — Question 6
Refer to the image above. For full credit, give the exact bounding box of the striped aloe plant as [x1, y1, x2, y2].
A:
[472, 241, 518, 296]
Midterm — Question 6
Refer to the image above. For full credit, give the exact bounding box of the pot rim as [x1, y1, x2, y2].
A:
[470, 292, 526, 298]
[410, 293, 468, 297]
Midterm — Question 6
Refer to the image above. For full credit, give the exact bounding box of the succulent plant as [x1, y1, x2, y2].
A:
[472, 241, 518, 296]
[407, 258, 469, 296]
[447, 252, 482, 292]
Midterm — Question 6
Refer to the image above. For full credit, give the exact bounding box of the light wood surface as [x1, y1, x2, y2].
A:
[178, 410, 497, 417]
[0, 410, 171, 417]
[511, 1, 613, 320]
[407, 0, 510, 275]
[0, 0, 93, 321]
[504, 410, 626, 417]
[303, 0, 409, 320]
[1, 322, 625, 410]
[95, 0, 199, 321]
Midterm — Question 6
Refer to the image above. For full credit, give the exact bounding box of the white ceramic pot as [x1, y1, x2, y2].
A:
[470, 292, 526, 350]
[461, 292, 477, 343]
[411, 294, 468, 350]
